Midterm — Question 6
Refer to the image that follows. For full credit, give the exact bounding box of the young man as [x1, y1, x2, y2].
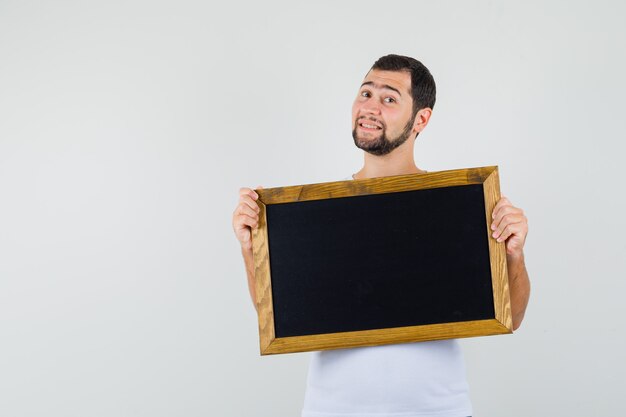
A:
[232, 54, 531, 417]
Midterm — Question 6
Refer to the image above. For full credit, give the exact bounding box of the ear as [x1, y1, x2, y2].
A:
[412, 107, 433, 135]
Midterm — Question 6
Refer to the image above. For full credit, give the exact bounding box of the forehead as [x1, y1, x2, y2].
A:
[361, 69, 411, 95]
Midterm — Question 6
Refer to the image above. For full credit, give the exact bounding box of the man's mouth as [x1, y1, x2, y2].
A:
[358, 118, 383, 130]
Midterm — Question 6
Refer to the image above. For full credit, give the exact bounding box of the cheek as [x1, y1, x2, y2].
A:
[387, 110, 408, 130]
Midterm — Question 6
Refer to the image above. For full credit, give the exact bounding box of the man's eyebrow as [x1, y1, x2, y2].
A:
[360, 81, 403, 96]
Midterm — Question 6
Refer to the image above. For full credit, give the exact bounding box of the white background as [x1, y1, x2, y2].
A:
[1, 1, 625, 416]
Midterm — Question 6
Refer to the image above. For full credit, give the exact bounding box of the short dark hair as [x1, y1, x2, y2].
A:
[371, 54, 436, 116]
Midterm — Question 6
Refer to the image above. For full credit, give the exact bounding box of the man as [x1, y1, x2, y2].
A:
[232, 54, 530, 417]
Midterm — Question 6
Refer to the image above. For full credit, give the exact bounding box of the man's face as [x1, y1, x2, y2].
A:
[352, 69, 417, 156]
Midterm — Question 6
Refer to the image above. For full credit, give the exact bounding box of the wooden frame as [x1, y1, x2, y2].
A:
[251, 166, 512, 355]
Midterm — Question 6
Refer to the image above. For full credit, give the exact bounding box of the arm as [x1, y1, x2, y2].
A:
[506, 252, 530, 330]
[232, 187, 261, 311]
[491, 196, 531, 331]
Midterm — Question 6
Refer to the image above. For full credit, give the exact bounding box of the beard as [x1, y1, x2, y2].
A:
[352, 115, 417, 156]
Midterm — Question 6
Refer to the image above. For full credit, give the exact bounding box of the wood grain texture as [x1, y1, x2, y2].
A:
[251, 165, 513, 355]
[483, 168, 513, 330]
[261, 319, 511, 355]
[251, 201, 276, 354]
[257, 166, 497, 204]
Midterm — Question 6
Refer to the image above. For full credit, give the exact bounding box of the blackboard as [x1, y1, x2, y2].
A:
[251, 166, 512, 355]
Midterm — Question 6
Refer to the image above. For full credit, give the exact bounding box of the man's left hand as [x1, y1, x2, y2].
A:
[491, 196, 528, 260]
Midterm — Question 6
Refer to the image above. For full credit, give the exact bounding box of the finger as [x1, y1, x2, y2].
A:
[491, 196, 511, 219]
[239, 194, 261, 213]
[493, 218, 527, 241]
[235, 203, 259, 221]
[492, 213, 523, 238]
[233, 201, 258, 222]
[496, 222, 524, 243]
[239, 187, 259, 200]
[234, 213, 259, 233]
[491, 206, 523, 231]
[237, 214, 259, 229]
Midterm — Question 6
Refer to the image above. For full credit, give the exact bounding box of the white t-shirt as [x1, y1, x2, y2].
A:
[302, 341, 472, 417]
[301, 174, 472, 417]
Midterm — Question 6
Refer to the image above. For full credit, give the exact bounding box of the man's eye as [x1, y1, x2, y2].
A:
[384, 97, 396, 103]
[361, 91, 370, 97]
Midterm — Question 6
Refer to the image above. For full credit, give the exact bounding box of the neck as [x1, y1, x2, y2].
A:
[353, 140, 426, 180]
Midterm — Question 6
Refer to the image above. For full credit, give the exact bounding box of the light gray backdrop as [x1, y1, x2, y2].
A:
[1, 1, 625, 416]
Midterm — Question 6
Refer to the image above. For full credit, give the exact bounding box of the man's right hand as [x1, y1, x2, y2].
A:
[232, 187, 261, 251]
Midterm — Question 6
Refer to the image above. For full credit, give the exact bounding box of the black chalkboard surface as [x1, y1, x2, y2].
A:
[252, 167, 512, 355]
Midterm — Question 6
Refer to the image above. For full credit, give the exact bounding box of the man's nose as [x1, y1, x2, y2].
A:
[362, 101, 382, 116]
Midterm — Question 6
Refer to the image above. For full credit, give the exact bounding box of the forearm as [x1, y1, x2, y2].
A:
[242, 246, 257, 311]
[507, 253, 531, 331]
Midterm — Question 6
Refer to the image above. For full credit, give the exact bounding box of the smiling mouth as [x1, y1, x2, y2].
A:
[358, 118, 383, 130]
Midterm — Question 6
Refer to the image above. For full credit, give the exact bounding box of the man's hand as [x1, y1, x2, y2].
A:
[491, 195, 530, 330]
[232, 187, 261, 251]
[233, 187, 263, 308]
[491, 195, 528, 259]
